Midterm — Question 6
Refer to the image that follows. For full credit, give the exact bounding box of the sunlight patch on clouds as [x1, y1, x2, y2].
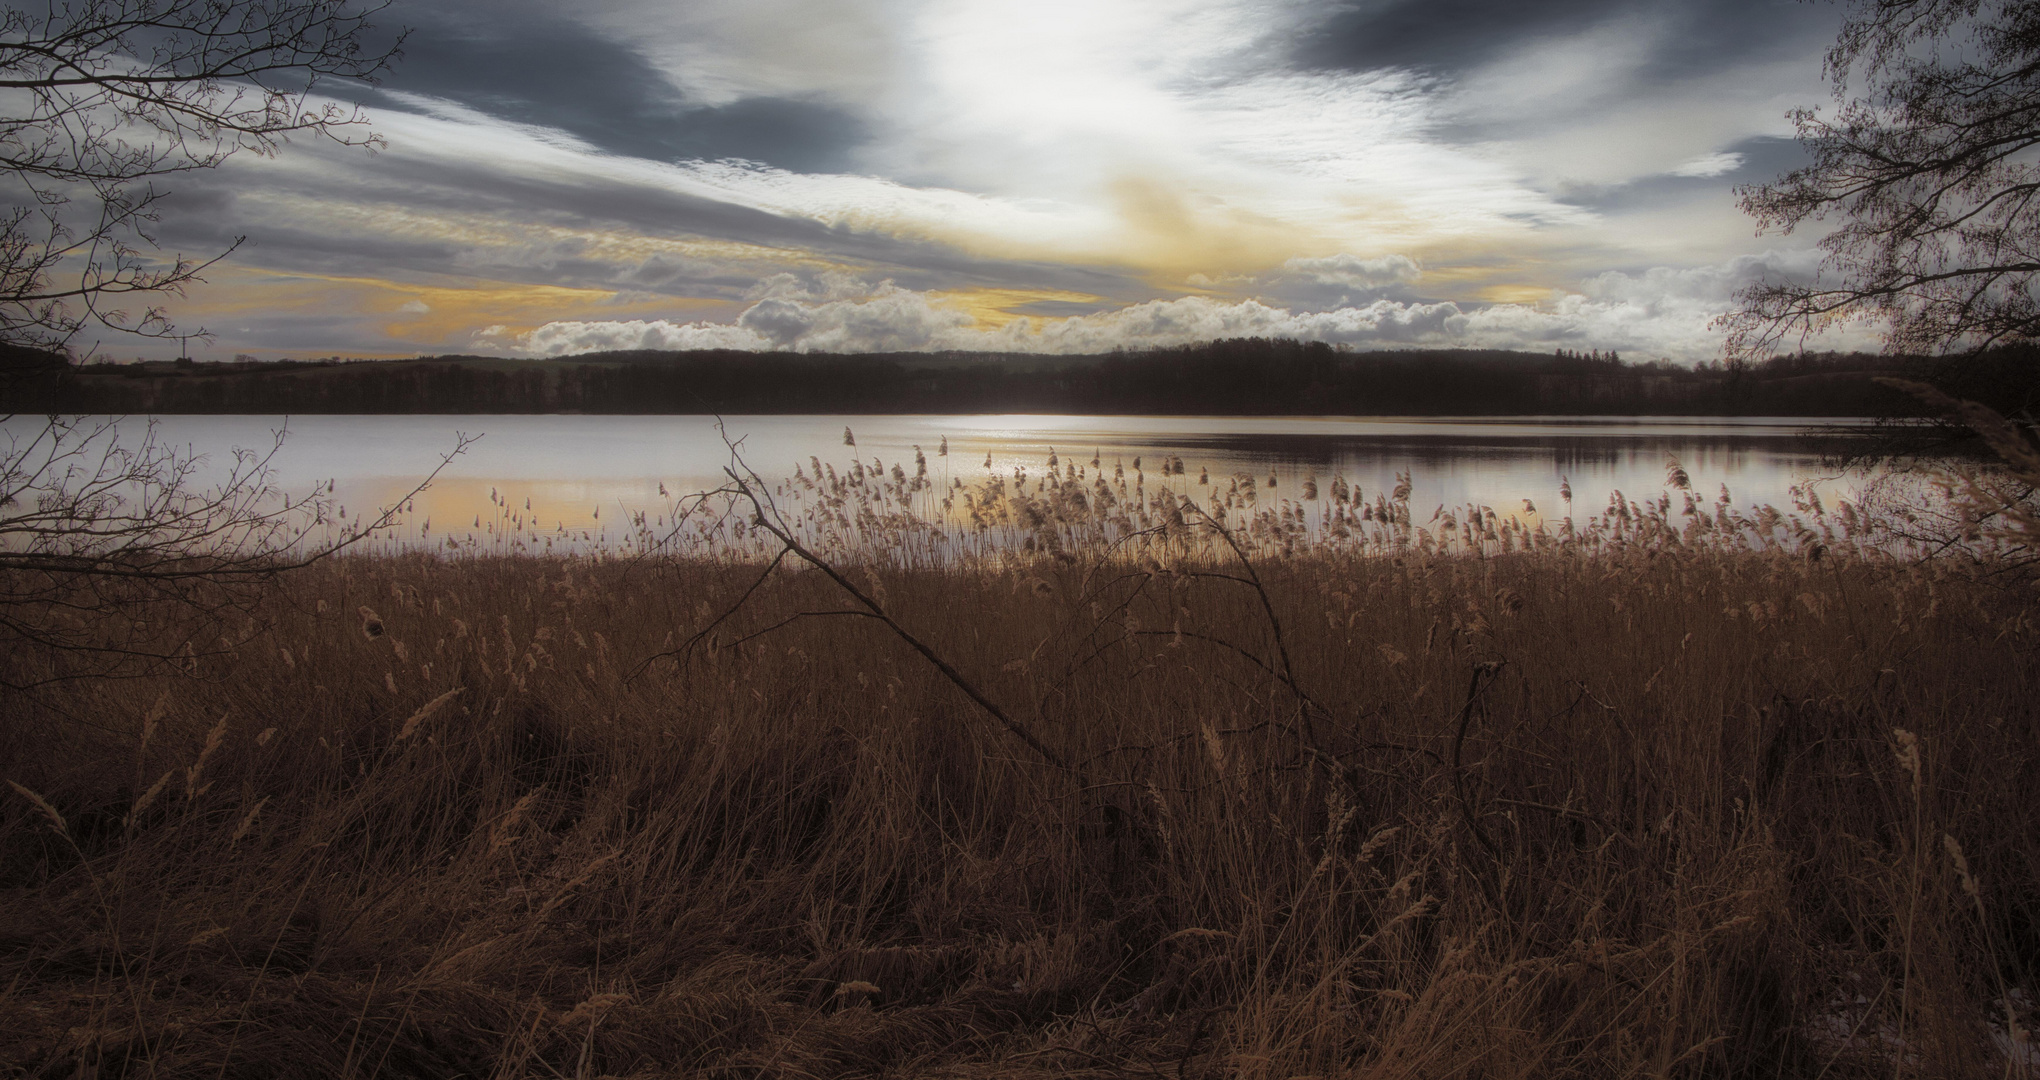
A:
[1474, 285, 1561, 305]
[329, 27, 1587, 283]
[667, 159, 1116, 254]
[927, 287, 1108, 329]
[1186, 71, 1589, 236]
[880, 0, 1591, 267]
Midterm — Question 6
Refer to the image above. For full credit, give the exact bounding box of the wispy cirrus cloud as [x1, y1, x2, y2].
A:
[125, 0, 1851, 362]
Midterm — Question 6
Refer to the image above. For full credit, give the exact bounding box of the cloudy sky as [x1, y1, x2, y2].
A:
[141, 0, 1873, 362]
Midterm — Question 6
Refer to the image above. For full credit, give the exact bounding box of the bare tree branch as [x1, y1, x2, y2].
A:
[668, 427, 1079, 776]
[0, 0, 401, 352]
[1724, 2, 2040, 362]
[0, 417, 472, 688]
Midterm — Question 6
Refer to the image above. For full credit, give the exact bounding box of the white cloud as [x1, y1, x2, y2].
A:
[663, 159, 1116, 254]
[158, 1, 1863, 360]
[483, 319, 772, 354]
[1184, 70, 1589, 235]
[246, 96, 1119, 262]
[736, 282, 977, 350]
[359, 5, 1587, 270]
[1276, 253, 1422, 290]
[1578, 249, 1821, 304]
[1670, 152, 1746, 178]
[747, 269, 912, 303]
[1453, 9, 1829, 189]
[1019, 295, 1466, 351]
[496, 251, 1868, 361]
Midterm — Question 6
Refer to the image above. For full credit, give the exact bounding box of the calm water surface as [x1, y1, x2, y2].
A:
[16, 414, 1878, 550]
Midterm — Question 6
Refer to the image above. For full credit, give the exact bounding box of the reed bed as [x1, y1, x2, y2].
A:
[1, 460, 2036, 1079]
[362, 443, 1893, 565]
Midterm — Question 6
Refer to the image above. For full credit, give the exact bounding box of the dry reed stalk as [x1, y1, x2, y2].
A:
[0, 474, 2033, 1079]
[182, 714, 228, 798]
[394, 686, 464, 742]
[7, 778, 68, 837]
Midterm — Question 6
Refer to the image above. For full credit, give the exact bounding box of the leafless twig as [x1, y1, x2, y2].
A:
[0, 417, 473, 687]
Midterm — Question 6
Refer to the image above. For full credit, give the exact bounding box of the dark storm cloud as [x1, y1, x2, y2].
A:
[1300, 0, 1624, 71]
[367, 4, 868, 173]
[1299, 0, 1834, 84]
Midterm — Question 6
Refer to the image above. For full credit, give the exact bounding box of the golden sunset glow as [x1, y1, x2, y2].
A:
[928, 287, 1106, 329]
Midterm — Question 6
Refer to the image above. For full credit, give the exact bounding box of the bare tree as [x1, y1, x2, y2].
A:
[0, 417, 471, 688]
[0, 1, 417, 689]
[1725, 0, 2040, 364]
[0, 0, 401, 352]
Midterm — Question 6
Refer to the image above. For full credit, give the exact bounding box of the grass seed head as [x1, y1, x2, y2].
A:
[1890, 727, 1922, 795]
[183, 714, 229, 798]
[396, 687, 465, 742]
[560, 992, 631, 1027]
[1944, 833, 1979, 898]
[8, 780, 69, 838]
[230, 797, 269, 844]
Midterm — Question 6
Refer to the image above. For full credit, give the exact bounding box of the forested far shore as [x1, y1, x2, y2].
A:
[6, 337, 2020, 417]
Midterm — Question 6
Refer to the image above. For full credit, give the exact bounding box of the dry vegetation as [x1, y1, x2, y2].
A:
[3, 456, 2038, 1078]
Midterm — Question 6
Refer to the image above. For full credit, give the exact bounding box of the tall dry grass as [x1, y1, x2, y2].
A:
[2, 465, 2036, 1078]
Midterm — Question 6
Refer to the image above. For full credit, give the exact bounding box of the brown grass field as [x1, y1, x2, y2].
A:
[2, 466, 2037, 1078]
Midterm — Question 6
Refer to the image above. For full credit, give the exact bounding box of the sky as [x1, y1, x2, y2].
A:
[135, 0, 1878, 363]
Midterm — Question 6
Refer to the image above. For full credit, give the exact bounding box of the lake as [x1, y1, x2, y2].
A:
[6, 413, 1882, 554]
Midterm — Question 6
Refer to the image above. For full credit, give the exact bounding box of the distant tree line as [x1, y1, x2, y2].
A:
[7, 337, 2025, 418]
